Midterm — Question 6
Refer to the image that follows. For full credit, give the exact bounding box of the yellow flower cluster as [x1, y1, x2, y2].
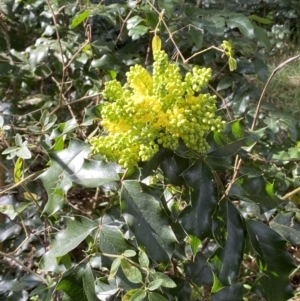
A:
[90, 42, 225, 168]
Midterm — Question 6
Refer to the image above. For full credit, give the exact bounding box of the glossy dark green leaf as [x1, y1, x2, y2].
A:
[126, 16, 143, 29]
[227, 15, 254, 38]
[128, 25, 148, 40]
[246, 220, 295, 301]
[160, 153, 189, 185]
[70, 159, 119, 188]
[184, 252, 213, 286]
[218, 200, 246, 285]
[39, 139, 91, 215]
[158, 0, 174, 18]
[204, 15, 225, 35]
[211, 283, 244, 301]
[91, 54, 119, 70]
[189, 27, 203, 49]
[253, 57, 269, 82]
[253, 23, 271, 50]
[270, 211, 300, 245]
[40, 216, 97, 271]
[229, 176, 281, 213]
[180, 160, 217, 239]
[99, 225, 134, 255]
[121, 180, 176, 263]
[56, 264, 97, 301]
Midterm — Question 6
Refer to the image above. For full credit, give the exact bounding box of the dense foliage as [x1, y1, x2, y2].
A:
[1, 1, 300, 301]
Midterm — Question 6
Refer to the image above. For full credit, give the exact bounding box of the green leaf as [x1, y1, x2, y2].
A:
[147, 279, 164, 291]
[253, 23, 271, 50]
[138, 250, 149, 268]
[253, 57, 269, 82]
[152, 272, 176, 288]
[15, 134, 22, 147]
[270, 212, 300, 245]
[184, 252, 213, 287]
[180, 160, 217, 239]
[189, 27, 203, 49]
[82, 264, 98, 301]
[148, 292, 168, 301]
[211, 283, 244, 301]
[249, 15, 273, 25]
[16, 145, 31, 159]
[70, 159, 119, 188]
[14, 157, 23, 183]
[108, 258, 121, 280]
[189, 235, 201, 256]
[69, 10, 91, 29]
[229, 176, 281, 213]
[99, 225, 135, 255]
[123, 250, 136, 258]
[158, 0, 174, 18]
[126, 16, 143, 30]
[40, 216, 97, 271]
[39, 139, 91, 215]
[228, 56, 237, 71]
[120, 259, 143, 284]
[91, 54, 119, 70]
[211, 272, 223, 294]
[131, 289, 147, 301]
[121, 180, 176, 264]
[0, 204, 18, 220]
[218, 200, 246, 285]
[128, 25, 149, 40]
[227, 15, 255, 38]
[204, 15, 225, 36]
[56, 264, 97, 301]
[246, 220, 295, 301]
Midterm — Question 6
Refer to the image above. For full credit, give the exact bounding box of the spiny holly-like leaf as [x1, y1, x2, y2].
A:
[229, 176, 281, 213]
[246, 220, 295, 301]
[180, 160, 217, 239]
[121, 180, 176, 264]
[39, 139, 90, 215]
[270, 211, 300, 245]
[218, 200, 246, 285]
[184, 252, 213, 287]
[39, 216, 97, 271]
[70, 159, 119, 188]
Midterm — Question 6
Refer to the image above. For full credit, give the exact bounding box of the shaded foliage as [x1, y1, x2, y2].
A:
[0, 1, 300, 301]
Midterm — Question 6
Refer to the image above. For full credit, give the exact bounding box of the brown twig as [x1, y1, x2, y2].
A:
[225, 53, 300, 196]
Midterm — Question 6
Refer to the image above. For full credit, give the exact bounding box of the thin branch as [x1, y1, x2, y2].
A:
[0, 251, 48, 284]
[225, 53, 300, 195]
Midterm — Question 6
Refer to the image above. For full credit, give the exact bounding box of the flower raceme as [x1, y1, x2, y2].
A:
[90, 37, 225, 168]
